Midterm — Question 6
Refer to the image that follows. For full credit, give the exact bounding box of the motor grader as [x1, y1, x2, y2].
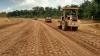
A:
[58, 6, 80, 31]
[45, 17, 52, 23]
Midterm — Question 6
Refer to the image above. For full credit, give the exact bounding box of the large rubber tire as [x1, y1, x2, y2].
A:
[67, 26, 71, 31]
[62, 21, 67, 31]
[48, 21, 52, 23]
[58, 25, 62, 29]
[72, 27, 78, 31]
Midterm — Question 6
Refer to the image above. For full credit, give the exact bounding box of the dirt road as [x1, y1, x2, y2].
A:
[0, 19, 99, 56]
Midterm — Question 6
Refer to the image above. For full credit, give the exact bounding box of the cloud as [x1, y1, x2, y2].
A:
[0, 7, 13, 12]
[41, 0, 49, 7]
[13, 0, 36, 9]
[18, 0, 36, 6]
[9, 0, 50, 10]
[0, 0, 87, 12]
[72, 0, 84, 5]
[1, 0, 36, 12]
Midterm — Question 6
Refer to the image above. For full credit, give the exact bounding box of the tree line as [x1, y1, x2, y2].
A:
[79, 0, 100, 20]
[7, 6, 62, 18]
[0, 0, 100, 20]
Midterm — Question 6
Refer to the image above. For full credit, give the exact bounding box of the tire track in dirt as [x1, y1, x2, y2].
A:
[33, 21, 71, 56]
[0, 21, 33, 56]
[41, 21, 97, 56]
[0, 21, 31, 50]
[0, 20, 98, 56]
[40, 24, 71, 56]
[68, 31, 100, 49]
[0, 20, 42, 56]
[0, 20, 27, 37]
[26, 21, 40, 56]
[2, 22, 34, 56]
[0, 21, 28, 38]
[45, 21, 100, 54]
[37, 24, 57, 56]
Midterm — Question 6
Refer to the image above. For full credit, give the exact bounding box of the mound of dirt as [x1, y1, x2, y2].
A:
[90, 24, 100, 30]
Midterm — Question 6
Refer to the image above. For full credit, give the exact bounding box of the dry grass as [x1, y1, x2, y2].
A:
[0, 17, 23, 29]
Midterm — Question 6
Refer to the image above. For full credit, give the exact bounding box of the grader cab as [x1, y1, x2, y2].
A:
[58, 6, 80, 31]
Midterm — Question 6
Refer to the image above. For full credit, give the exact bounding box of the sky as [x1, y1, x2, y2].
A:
[0, 0, 88, 12]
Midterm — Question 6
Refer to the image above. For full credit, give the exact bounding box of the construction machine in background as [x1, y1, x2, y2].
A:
[45, 17, 52, 23]
[58, 6, 80, 31]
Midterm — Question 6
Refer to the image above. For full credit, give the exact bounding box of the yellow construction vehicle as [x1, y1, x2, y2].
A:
[45, 17, 52, 23]
[58, 6, 80, 31]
